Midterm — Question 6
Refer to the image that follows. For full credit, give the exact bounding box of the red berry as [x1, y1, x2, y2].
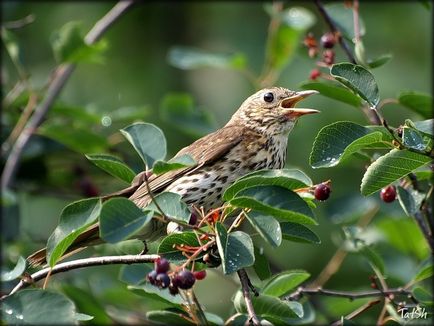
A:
[173, 270, 196, 289]
[193, 270, 207, 280]
[147, 270, 157, 285]
[380, 186, 396, 203]
[155, 273, 170, 289]
[322, 49, 335, 65]
[155, 258, 170, 274]
[309, 69, 321, 80]
[314, 183, 331, 201]
[303, 32, 318, 48]
[321, 32, 336, 49]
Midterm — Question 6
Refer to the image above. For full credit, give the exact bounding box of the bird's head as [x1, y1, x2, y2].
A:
[229, 87, 319, 135]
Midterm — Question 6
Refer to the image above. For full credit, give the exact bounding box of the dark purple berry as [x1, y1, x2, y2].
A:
[147, 270, 157, 285]
[174, 270, 196, 290]
[155, 273, 170, 289]
[314, 183, 331, 201]
[155, 258, 170, 274]
[193, 270, 207, 280]
[321, 32, 336, 49]
[380, 186, 396, 203]
[189, 213, 198, 225]
[168, 283, 179, 295]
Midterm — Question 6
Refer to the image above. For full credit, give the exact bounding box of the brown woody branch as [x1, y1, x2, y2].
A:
[237, 269, 261, 326]
[4, 254, 159, 297]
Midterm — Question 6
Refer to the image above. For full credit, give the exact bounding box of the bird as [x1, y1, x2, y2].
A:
[27, 87, 318, 266]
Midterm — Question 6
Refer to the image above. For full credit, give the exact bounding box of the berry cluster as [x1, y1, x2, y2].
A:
[303, 31, 339, 80]
[146, 257, 207, 295]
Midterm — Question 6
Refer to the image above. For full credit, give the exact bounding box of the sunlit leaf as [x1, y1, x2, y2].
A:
[361, 149, 431, 195]
[47, 198, 102, 267]
[1, 289, 78, 324]
[99, 198, 153, 243]
[331, 63, 380, 107]
[413, 263, 433, 283]
[398, 91, 432, 119]
[86, 154, 136, 183]
[262, 270, 310, 297]
[121, 122, 166, 167]
[299, 81, 362, 107]
[152, 154, 196, 175]
[1, 256, 26, 281]
[229, 186, 316, 225]
[216, 223, 254, 275]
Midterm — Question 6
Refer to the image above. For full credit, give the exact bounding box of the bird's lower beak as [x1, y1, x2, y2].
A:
[281, 90, 320, 118]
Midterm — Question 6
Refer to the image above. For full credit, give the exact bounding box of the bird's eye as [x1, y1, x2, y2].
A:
[263, 92, 274, 103]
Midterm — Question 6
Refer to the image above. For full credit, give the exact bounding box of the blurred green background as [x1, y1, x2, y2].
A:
[2, 1, 432, 324]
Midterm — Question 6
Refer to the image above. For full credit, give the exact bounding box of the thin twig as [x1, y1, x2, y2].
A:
[237, 269, 261, 326]
[330, 299, 381, 326]
[5, 254, 159, 297]
[414, 211, 434, 252]
[2, 14, 35, 29]
[314, 0, 356, 64]
[1, 0, 135, 191]
[286, 286, 415, 302]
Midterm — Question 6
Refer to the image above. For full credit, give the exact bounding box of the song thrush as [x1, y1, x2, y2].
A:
[27, 87, 318, 266]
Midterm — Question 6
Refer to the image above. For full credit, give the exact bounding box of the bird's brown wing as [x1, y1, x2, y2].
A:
[129, 124, 245, 206]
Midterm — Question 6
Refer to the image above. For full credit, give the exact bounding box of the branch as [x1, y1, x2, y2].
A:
[237, 269, 261, 326]
[286, 286, 417, 303]
[314, 0, 356, 64]
[1, 0, 136, 191]
[330, 299, 381, 326]
[5, 254, 159, 297]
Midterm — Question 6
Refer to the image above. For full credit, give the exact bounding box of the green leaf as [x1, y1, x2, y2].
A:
[230, 186, 316, 225]
[361, 149, 431, 195]
[402, 127, 430, 151]
[129, 282, 183, 306]
[99, 198, 153, 243]
[397, 186, 425, 218]
[216, 223, 255, 275]
[119, 263, 153, 285]
[367, 54, 393, 69]
[253, 246, 272, 280]
[245, 212, 281, 247]
[359, 246, 385, 275]
[158, 232, 202, 263]
[147, 310, 194, 325]
[51, 21, 107, 64]
[86, 154, 136, 183]
[152, 154, 196, 175]
[50, 103, 101, 124]
[413, 287, 433, 306]
[413, 119, 434, 137]
[47, 198, 102, 267]
[146, 192, 191, 223]
[299, 81, 362, 107]
[398, 91, 432, 119]
[324, 3, 365, 40]
[264, 7, 314, 71]
[1, 289, 78, 324]
[262, 270, 310, 297]
[413, 263, 433, 283]
[1, 256, 26, 281]
[1, 28, 25, 76]
[223, 169, 312, 202]
[168, 46, 247, 70]
[160, 93, 217, 137]
[38, 124, 108, 153]
[326, 195, 377, 224]
[280, 222, 321, 244]
[120, 122, 167, 167]
[331, 63, 380, 107]
[233, 291, 303, 321]
[310, 121, 388, 168]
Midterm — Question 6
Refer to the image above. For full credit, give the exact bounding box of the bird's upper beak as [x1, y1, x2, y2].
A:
[280, 90, 320, 118]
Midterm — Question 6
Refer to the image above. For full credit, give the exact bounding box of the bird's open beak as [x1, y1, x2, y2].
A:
[281, 90, 320, 118]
